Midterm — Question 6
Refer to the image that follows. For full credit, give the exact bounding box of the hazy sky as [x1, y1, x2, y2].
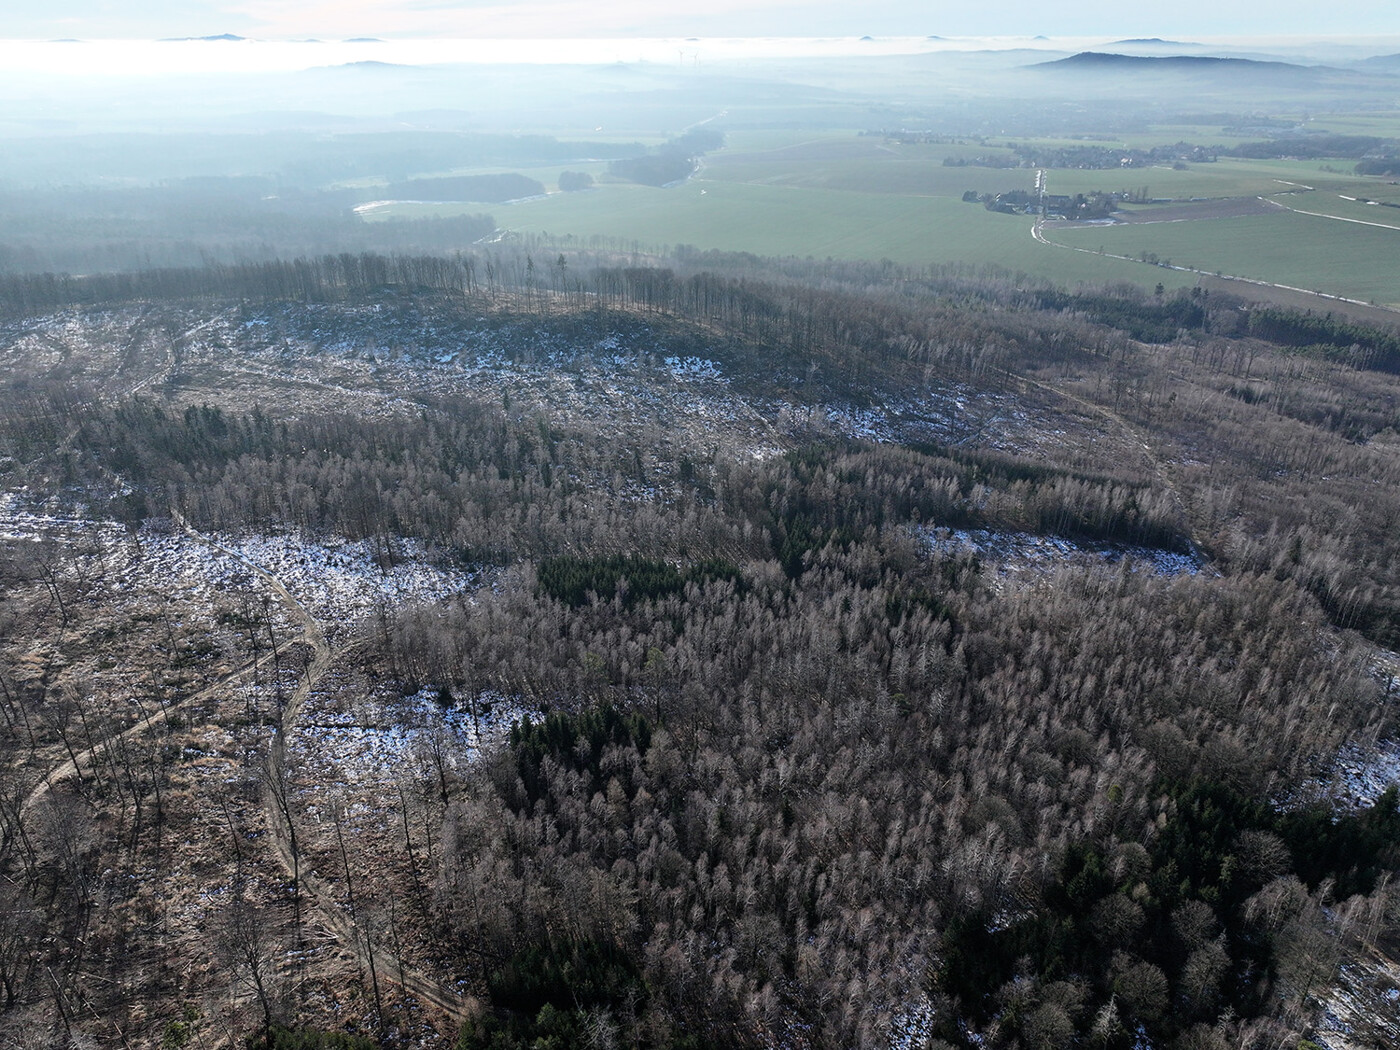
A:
[6, 0, 1395, 40]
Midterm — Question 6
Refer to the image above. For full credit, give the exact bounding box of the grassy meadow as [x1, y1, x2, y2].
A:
[353, 117, 1400, 304]
[1051, 208, 1400, 306]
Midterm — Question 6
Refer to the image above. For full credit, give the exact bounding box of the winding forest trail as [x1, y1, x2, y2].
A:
[18, 631, 281, 820]
[178, 517, 479, 1031]
[1013, 371, 1183, 499]
[22, 512, 477, 1034]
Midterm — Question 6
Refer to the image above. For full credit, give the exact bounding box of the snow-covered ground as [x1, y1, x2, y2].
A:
[663, 355, 725, 382]
[115, 521, 475, 630]
[0, 491, 128, 543]
[887, 996, 935, 1050]
[0, 487, 522, 825]
[213, 532, 476, 627]
[822, 403, 898, 443]
[1283, 738, 1400, 814]
[2, 491, 479, 649]
[1326, 739, 1400, 811]
[294, 687, 533, 794]
[919, 526, 1203, 579]
[1315, 954, 1400, 1050]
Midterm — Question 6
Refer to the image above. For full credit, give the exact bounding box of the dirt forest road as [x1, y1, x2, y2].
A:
[181, 518, 480, 1032]
[20, 512, 479, 1039]
[19, 618, 283, 821]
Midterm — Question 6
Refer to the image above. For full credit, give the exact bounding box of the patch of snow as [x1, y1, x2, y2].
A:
[919, 526, 1201, 578]
[663, 355, 725, 382]
[217, 531, 475, 628]
[1284, 739, 1400, 815]
[293, 688, 533, 789]
[824, 404, 897, 443]
[0, 491, 126, 542]
[1313, 951, 1400, 1050]
[2, 497, 480, 648]
[887, 996, 935, 1050]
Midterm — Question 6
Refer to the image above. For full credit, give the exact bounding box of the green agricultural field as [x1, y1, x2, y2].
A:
[1114, 125, 1246, 149]
[701, 135, 1029, 197]
[1283, 113, 1400, 138]
[1276, 192, 1400, 223]
[1039, 158, 1336, 200]
[1049, 207, 1400, 306]
[358, 119, 1400, 307]
[364, 178, 1201, 290]
[1207, 160, 1400, 203]
[698, 130, 1400, 210]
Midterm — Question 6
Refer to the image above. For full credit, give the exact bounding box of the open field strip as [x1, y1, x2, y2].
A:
[366, 178, 1199, 288]
[356, 130, 1400, 301]
[1032, 218, 1390, 314]
[1270, 196, 1400, 231]
[1047, 208, 1400, 307]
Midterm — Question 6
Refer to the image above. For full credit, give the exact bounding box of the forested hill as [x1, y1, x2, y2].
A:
[1034, 52, 1326, 80]
[0, 250, 1398, 1049]
[1029, 51, 1341, 93]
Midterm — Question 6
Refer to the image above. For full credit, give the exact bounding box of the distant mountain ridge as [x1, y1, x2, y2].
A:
[1355, 53, 1400, 68]
[1108, 38, 1201, 47]
[157, 33, 246, 42]
[1038, 52, 1313, 73]
[1031, 51, 1337, 84]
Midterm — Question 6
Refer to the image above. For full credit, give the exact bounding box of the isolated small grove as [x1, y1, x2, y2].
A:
[0, 251, 1398, 1050]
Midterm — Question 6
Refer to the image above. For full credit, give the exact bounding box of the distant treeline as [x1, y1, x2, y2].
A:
[947, 141, 1216, 170]
[1031, 287, 1207, 343]
[8, 251, 1400, 396]
[608, 128, 724, 187]
[1246, 306, 1400, 372]
[1355, 157, 1400, 176]
[948, 133, 1395, 170]
[1228, 133, 1391, 160]
[0, 180, 496, 275]
[0, 254, 484, 317]
[382, 173, 546, 203]
[0, 129, 642, 190]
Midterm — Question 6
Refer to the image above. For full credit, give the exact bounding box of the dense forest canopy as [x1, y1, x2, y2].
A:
[0, 248, 1398, 1050]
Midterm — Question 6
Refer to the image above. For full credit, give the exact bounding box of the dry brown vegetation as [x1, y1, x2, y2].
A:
[0, 252, 1398, 1050]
